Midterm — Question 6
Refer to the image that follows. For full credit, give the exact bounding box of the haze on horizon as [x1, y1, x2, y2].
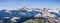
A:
[0, 0, 60, 9]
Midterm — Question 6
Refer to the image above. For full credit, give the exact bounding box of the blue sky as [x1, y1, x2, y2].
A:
[0, 0, 60, 9]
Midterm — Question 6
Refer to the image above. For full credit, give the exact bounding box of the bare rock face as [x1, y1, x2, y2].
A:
[34, 13, 42, 18]
[34, 8, 60, 23]
[34, 8, 56, 18]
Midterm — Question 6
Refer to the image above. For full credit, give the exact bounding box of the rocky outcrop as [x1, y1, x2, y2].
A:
[34, 8, 60, 23]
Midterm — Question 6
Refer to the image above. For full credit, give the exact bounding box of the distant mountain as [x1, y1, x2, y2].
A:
[0, 8, 60, 23]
